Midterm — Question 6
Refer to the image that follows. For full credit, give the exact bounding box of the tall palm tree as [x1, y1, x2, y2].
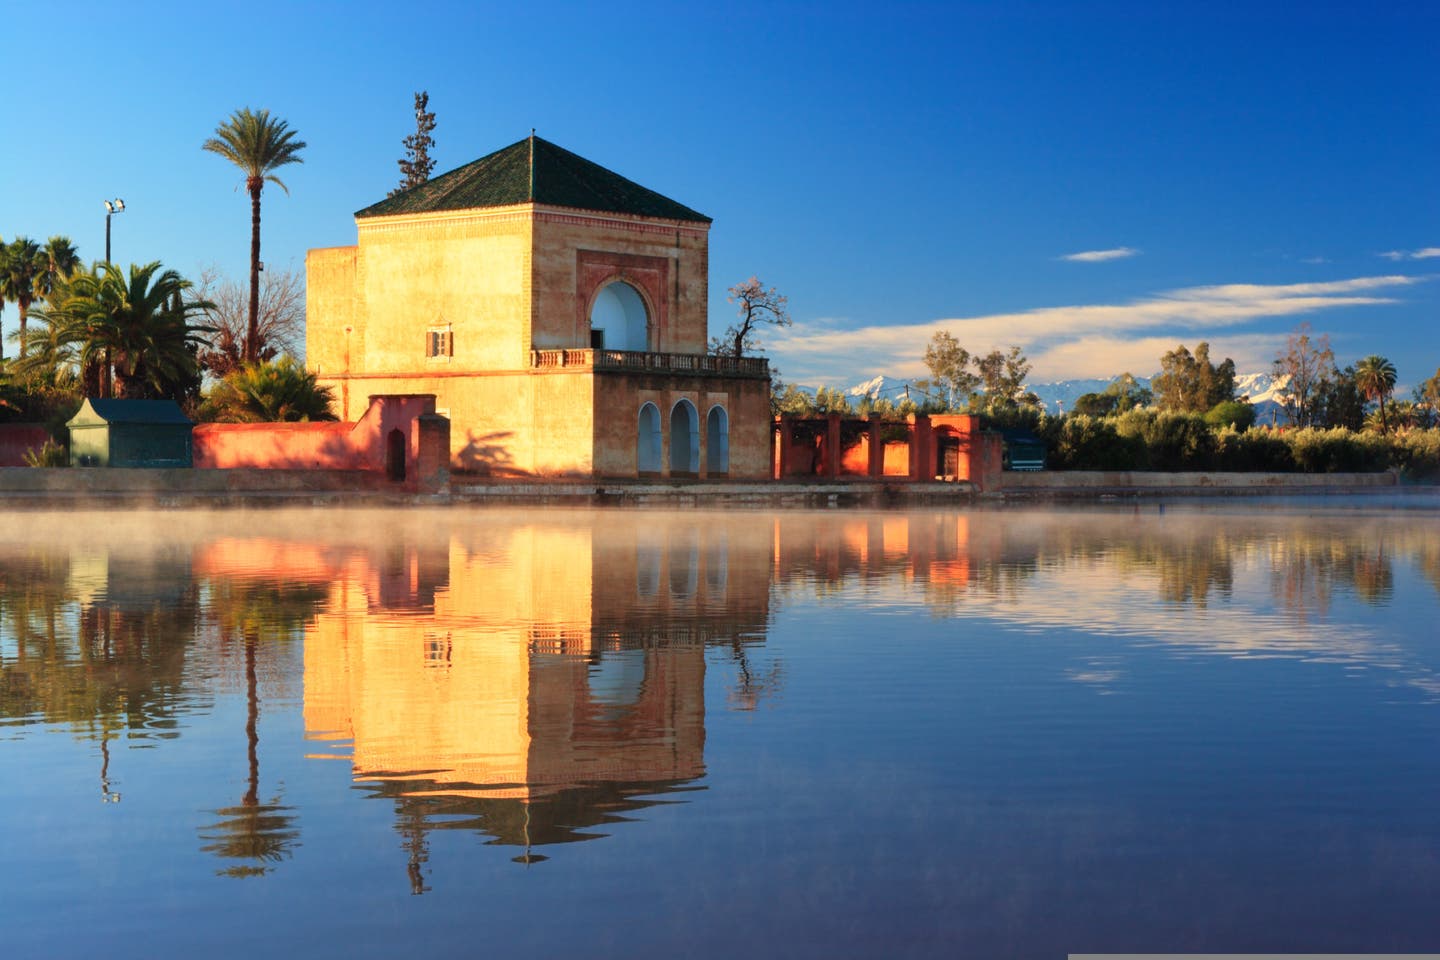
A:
[39, 236, 80, 302]
[1354, 354, 1398, 434]
[202, 108, 306, 364]
[0, 237, 47, 359]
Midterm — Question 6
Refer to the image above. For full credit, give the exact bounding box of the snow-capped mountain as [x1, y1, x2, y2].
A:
[823, 372, 1289, 421]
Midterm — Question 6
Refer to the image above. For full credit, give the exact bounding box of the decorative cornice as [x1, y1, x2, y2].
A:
[353, 202, 709, 239]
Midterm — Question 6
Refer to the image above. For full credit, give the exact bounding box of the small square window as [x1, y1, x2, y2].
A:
[426, 327, 453, 359]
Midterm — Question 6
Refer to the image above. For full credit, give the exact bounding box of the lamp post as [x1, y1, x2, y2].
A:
[103, 198, 125, 263]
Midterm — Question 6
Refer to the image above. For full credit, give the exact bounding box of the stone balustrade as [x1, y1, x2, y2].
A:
[531, 349, 769, 378]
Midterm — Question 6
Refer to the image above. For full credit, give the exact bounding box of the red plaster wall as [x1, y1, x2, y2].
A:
[193, 395, 440, 487]
[0, 425, 51, 466]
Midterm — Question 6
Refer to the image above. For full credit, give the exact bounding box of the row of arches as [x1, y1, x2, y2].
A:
[638, 401, 728, 476]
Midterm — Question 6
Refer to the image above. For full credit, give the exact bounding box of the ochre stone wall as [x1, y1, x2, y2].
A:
[311, 207, 536, 376]
[305, 246, 357, 379]
[316, 369, 766, 478]
[593, 373, 770, 480]
[531, 210, 709, 353]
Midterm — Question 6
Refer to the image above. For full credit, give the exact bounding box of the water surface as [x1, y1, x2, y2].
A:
[3, 502, 1439, 957]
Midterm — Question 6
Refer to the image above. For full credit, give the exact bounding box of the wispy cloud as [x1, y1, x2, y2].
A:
[1060, 246, 1140, 263]
[1380, 247, 1440, 261]
[768, 275, 1424, 385]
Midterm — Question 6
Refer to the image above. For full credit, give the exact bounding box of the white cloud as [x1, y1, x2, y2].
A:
[768, 274, 1425, 385]
[1060, 246, 1140, 263]
[1379, 247, 1440, 260]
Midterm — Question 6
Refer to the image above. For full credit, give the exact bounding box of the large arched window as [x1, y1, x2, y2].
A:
[590, 281, 649, 351]
[705, 405, 729, 476]
[670, 399, 699, 475]
[637, 403, 662, 475]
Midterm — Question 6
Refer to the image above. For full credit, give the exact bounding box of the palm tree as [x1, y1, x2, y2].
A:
[39, 236, 80, 302]
[0, 237, 48, 359]
[1354, 354, 1398, 434]
[38, 262, 211, 399]
[203, 357, 337, 422]
[202, 108, 306, 364]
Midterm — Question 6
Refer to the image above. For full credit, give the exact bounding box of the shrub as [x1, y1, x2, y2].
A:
[1204, 399, 1257, 430]
[1048, 415, 1146, 470]
[1213, 427, 1296, 472]
[23, 439, 69, 467]
[1285, 427, 1391, 473]
[1389, 428, 1440, 479]
[1114, 409, 1217, 470]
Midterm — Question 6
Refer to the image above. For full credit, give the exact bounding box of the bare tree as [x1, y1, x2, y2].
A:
[1273, 323, 1336, 427]
[711, 276, 790, 357]
[192, 264, 305, 378]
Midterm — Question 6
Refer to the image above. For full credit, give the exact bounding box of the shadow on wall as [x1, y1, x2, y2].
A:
[457, 430, 518, 476]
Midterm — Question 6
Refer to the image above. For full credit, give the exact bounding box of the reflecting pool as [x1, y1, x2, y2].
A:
[3, 501, 1440, 957]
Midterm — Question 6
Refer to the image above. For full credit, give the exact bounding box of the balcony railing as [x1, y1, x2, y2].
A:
[530, 349, 770, 378]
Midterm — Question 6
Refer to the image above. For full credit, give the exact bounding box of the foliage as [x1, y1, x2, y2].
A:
[1113, 408, 1218, 470]
[1285, 427, 1392, 473]
[1151, 342, 1236, 412]
[1389, 429, 1440, 479]
[23, 439, 68, 467]
[1353, 354, 1398, 434]
[712, 276, 789, 357]
[1070, 373, 1153, 417]
[0, 236, 47, 359]
[201, 357, 337, 423]
[771, 382, 813, 416]
[203, 107, 306, 364]
[1212, 427, 1295, 471]
[192, 264, 305, 378]
[1045, 415, 1146, 470]
[922, 331, 979, 409]
[24, 261, 211, 401]
[1203, 399, 1256, 430]
[1418, 366, 1440, 420]
[390, 91, 437, 196]
[811, 386, 851, 414]
[1273, 324, 1336, 428]
[975, 345, 1032, 404]
[1318, 365, 1366, 431]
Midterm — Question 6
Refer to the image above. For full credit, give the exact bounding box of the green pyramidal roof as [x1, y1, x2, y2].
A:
[356, 136, 710, 223]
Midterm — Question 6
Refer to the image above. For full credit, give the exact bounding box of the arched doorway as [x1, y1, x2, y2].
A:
[589, 281, 649, 351]
[934, 428, 961, 480]
[637, 402, 662, 475]
[705, 405, 729, 476]
[670, 399, 698, 476]
[386, 428, 407, 482]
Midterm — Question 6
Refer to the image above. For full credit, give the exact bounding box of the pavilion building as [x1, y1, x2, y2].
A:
[306, 135, 771, 478]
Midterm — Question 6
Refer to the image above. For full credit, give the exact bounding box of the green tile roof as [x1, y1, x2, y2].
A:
[356, 136, 710, 223]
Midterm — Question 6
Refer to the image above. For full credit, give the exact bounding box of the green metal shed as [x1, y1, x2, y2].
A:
[67, 399, 194, 468]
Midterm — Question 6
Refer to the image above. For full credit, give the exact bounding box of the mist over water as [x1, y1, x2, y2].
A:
[3, 502, 1439, 957]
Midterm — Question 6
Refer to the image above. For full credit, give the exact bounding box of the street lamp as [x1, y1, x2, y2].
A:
[103, 198, 125, 264]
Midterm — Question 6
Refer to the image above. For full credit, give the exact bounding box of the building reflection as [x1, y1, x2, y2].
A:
[298, 517, 770, 886]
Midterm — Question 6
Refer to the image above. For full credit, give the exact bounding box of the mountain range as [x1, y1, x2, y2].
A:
[826, 372, 1289, 423]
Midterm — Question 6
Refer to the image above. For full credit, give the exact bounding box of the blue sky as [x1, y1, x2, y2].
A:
[2, 0, 1435, 388]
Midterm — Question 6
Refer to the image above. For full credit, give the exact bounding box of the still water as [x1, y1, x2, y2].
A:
[3, 502, 1439, 957]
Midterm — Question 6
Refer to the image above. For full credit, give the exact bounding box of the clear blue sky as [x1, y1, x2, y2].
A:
[2, 0, 1435, 388]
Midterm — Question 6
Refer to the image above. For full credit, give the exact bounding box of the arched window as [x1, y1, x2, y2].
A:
[670, 399, 699, 475]
[705, 405, 729, 476]
[637, 403, 662, 475]
[590, 281, 649, 351]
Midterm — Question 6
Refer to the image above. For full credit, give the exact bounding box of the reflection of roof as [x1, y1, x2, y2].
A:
[355, 136, 711, 223]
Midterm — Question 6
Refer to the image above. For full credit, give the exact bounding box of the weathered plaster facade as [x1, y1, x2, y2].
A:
[307, 137, 768, 478]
